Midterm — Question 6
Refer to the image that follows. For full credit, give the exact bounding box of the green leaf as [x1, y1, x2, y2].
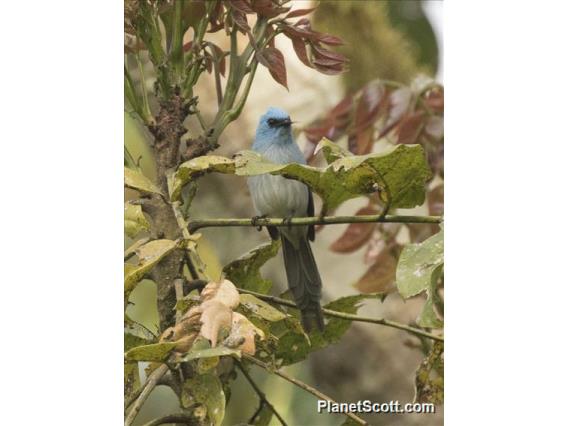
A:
[169, 155, 236, 201]
[181, 373, 225, 426]
[396, 229, 443, 328]
[124, 239, 179, 297]
[125, 320, 155, 351]
[124, 362, 140, 402]
[182, 346, 241, 362]
[397, 229, 443, 298]
[252, 404, 273, 426]
[239, 294, 287, 322]
[124, 202, 150, 238]
[125, 166, 163, 195]
[414, 341, 444, 404]
[125, 342, 177, 362]
[274, 293, 384, 365]
[223, 241, 281, 293]
[170, 142, 431, 212]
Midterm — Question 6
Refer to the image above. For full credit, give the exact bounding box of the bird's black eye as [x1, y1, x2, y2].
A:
[267, 118, 276, 127]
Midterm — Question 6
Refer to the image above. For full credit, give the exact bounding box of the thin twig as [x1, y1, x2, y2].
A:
[140, 414, 197, 426]
[172, 201, 207, 280]
[174, 278, 185, 324]
[125, 364, 169, 426]
[238, 288, 443, 342]
[243, 354, 368, 425]
[236, 361, 288, 426]
[188, 214, 442, 233]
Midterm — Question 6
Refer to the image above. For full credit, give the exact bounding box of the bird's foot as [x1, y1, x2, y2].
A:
[251, 214, 267, 231]
[283, 216, 293, 230]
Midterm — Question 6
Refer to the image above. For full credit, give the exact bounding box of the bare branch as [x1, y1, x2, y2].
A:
[125, 364, 169, 426]
[238, 288, 443, 342]
[188, 214, 442, 233]
[243, 354, 368, 425]
[236, 361, 288, 426]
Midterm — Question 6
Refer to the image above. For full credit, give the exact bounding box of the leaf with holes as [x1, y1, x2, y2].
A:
[181, 374, 225, 426]
[396, 229, 443, 328]
[223, 240, 281, 293]
[171, 141, 431, 213]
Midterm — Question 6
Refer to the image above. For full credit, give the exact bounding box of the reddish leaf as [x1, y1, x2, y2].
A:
[291, 37, 311, 68]
[424, 88, 444, 113]
[260, 47, 288, 89]
[407, 223, 437, 243]
[251, 0, 290, 18]
[265, 24, 276, 49]
[313, 62, 344, 75]
[311, 44, 347, 62]
[317, 34, 344, 46]
[397, 111, 425, 144]
[386, 87, 413, 128]
[428, 185, 444, 216]
[354, 249, 398, 294]
[330, 94, 353, 117]
[219, 54, 226, 77]
[295, 17, 311, 27]
[208, 1, 226, 33]
[284, 7, 317, 19]
[231, 10, 250, 33]
[348, 127, 374, 156]
[330, 206, 379, 253]
[313, 57, 345, 67]
[352, 82, 385, 132]
[228, 0, 254, 14]
[428, 143, 444, 178]
[182, 41, 193, 53]
[255, 50, 269, 67]
[206, 43, 227, 77]
[204, 56, 213, 73]
[282, 19, 319, 40]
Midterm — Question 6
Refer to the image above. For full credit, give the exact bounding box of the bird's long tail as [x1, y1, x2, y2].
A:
[281, 235, 324, 332]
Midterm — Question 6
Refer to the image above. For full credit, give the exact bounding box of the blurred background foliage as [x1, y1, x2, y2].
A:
[125, 1, 443, 425]
[313, 0, 438, 91]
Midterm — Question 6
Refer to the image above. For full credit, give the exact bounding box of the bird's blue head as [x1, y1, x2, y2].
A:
[254, 107, 293, 149]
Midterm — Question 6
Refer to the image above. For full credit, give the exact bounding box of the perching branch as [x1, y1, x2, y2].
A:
[188, 214, 442, 233]
[243, 354, 368, 425]
[236, 361, 288, 426]
[238, 288, 443, 342]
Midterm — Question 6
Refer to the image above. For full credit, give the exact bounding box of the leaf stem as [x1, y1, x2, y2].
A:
[236, 361, 288, 426]
[188, 214, 442, 233]
[237, 288, 443, 342]
[243, 354, 368, 425]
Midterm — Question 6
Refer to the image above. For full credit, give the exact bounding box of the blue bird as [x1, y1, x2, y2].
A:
[248, 107, 324, 332]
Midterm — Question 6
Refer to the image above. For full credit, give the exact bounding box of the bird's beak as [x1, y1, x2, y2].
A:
[281, 117, 293, 127]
